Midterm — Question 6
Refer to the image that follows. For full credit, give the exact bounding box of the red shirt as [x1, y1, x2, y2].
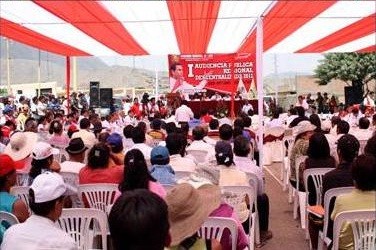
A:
[130, 104, 142, 119]
[79, 165, 124, 185]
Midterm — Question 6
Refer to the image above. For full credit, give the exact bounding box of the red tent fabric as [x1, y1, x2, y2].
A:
[1, 1, 374, 56]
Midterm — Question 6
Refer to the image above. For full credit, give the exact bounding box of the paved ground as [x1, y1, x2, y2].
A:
[261, 162, 309, 250]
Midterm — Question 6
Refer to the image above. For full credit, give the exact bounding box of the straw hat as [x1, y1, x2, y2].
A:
[4, 132, 38, 161]
[166, 183, 220, 246]
[293, 121, 316, 137]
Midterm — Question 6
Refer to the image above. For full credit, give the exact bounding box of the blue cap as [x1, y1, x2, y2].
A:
[107, 133, 123, 148]
[151, 146, 169, 161]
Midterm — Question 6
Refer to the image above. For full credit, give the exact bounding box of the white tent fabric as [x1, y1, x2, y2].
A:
[1, 0, 374, 56]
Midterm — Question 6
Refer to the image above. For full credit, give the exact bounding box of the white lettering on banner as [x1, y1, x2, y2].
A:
[234, 67, 253, 74]
[194, 63, 228, 69]
[187, 64, 194, 77]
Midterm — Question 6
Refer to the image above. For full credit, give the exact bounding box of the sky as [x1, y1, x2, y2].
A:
[99, 53, 324, 76]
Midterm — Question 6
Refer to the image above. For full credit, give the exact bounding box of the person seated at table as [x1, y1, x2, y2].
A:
[331, 154, 376, 250]
[109, 189, 170, 250]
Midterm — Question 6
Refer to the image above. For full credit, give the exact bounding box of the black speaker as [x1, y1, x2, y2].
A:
[100, 88, 113, 108]
[344, 86, 363, 106]
[89, 81, 100, 108]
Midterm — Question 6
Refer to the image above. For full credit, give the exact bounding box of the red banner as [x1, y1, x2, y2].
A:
[168, 53, 254, 94]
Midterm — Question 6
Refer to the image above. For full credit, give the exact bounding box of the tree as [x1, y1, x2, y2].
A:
[314, 52, 376, 97]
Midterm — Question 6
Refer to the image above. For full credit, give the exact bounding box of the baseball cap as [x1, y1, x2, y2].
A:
[151, 146, 169, 162]
[32, 142, 59, 160]
[0, 154, 16, 177]
[107, 133, 123, 148]
[30, 172, 66, 203]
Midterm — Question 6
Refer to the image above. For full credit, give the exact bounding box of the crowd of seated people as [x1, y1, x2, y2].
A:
[1, 92, 376, 249]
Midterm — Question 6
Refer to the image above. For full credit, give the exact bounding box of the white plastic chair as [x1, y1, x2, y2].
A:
[186, 149, 209, 164]
[303, 168, 335, 240]
[245, 172, 261, 245]
[60, 172, 79, 195]
[77, 184, 118, 216]
[291, 155, 308, 229]
[281, 135, 294, 191]
[332, 210, 376, 250]
[318, 187, 354, 250]
[57, 208, 109, 250]
[161, 183, 176, 192]
[358, 140, 367, 155]
[15, 171, 29, 186]
[10, 186, 31, 214]
[0, 211, 19, 227]
[198, 217, 238, 250]
[174, 170, 193, 180]
[221, 185, 257, 250]
[60, 171, 81, 207]
[268, 126, 285, 163]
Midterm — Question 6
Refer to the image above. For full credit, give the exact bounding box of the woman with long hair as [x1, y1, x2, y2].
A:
[119, 149, 165, 198]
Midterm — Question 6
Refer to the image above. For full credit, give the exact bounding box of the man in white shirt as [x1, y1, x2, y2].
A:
[363, 91, 375, 107]
[60, 137, 87, 174]
[165, 133, 196, 172]
[241, 100, 254, 115]
[169, 62, 207, 96]
[295, 95, 309, 110]
[72, 118, 97, 149]
[186, 126, 215, 163]
[350, 117, 373, 141]
[233, 135, 264, 195]
[175, 100, 194, 123]
[126, 126, 153, 165]
[1, 172, 77, 250]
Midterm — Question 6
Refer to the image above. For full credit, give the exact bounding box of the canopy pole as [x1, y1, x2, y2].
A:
[230, 54, 236, 118]
[72, 57, 77, 92]
[6, 38, 11, 95]
[66, 56, 71, 112]
[256, 17, 264, 168]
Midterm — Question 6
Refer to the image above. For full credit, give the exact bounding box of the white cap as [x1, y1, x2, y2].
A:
[30, 172, 66, 203]
[32, 142, 59, 160]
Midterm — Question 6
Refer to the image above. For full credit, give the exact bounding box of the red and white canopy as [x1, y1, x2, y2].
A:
[0, 0, 375, 56]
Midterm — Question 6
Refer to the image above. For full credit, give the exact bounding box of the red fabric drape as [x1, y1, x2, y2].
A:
[167, 1, 220, 54]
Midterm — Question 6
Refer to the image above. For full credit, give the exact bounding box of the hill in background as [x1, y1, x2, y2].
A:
[0, 38, 170, 92]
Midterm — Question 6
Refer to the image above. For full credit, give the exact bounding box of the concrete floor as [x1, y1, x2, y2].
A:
[261, 162, 309, 250]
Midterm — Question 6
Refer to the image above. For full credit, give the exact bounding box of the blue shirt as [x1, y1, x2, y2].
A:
[150, 164, 176, 185]
[0, 192, 17, 244]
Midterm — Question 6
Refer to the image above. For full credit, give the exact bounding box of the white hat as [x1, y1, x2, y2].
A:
[30, 172, 66, 203]
[4, 132, 38, 161]
[293, 121, 316, 137]
[32, 142, 59, 160]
